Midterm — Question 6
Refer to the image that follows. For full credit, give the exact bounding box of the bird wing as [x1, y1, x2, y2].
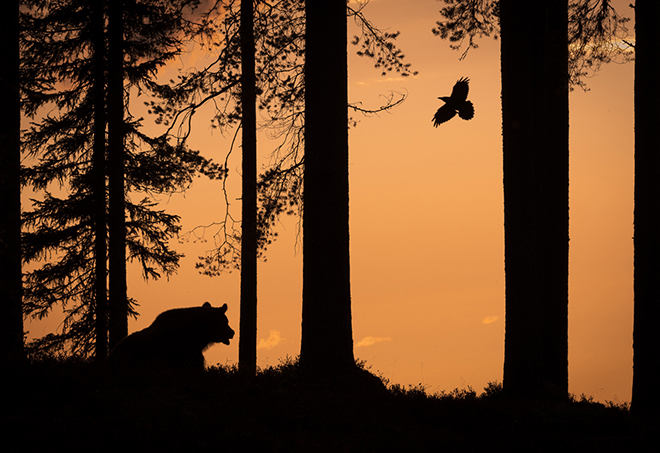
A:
[457, 100, 474, 120]
[432, 104, 457, 127]
[450, 77, 470, 102]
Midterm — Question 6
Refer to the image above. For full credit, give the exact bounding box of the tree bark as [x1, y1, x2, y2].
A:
[632, 0, 660, 418]
[239, 0, 258, 376]
[501, 0, 569, 398]
[108, 0, 128, 350]
[300, 0, 355, 372]
[0, 0, 24, 364]
[92, 0, 109, 359]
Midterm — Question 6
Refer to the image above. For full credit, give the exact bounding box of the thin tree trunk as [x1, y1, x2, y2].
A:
[0, 0, 24, 364]
[239, 0, 258, 376]
[501, 0, 569, 398]
[300, 0, 355, 372]
[107, 0, 128, 350]
[92, 0, 109, 359]
[632, 0, 660, 418]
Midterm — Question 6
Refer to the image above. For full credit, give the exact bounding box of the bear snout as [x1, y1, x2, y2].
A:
[221, 327, 235, 345]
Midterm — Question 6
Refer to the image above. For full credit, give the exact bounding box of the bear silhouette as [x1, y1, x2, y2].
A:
[109, 302, 235, 369]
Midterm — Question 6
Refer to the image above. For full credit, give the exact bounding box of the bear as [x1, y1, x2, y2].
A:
[108, 302, 235, 369]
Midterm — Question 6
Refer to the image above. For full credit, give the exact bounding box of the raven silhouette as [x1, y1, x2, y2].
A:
[432, 77, 474, 127]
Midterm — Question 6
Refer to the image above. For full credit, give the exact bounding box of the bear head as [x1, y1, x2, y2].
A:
[201, 301, 235, 346]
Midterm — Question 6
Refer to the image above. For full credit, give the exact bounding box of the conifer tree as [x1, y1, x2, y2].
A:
[91, 0, 109, 359]
[21, 0, 221, 357]
[107, 0, 128, 351]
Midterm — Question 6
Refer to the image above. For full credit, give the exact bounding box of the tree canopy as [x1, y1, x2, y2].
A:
[433, 0, 633, 90]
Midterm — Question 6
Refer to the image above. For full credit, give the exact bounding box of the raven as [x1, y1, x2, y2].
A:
[432, 77, 474, 127]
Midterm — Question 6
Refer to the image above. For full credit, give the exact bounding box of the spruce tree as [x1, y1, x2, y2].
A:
[21, 0, 221, 357]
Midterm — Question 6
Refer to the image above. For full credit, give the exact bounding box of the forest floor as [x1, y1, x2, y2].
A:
[3, 357, 656, 451]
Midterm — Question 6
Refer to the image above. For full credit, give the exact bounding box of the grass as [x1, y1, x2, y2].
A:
[2, 357, 656, 451]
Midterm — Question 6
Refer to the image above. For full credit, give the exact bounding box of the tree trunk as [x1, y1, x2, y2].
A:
[92, 0, 109, 359]
[632, 0, 660, 418]
[239, 0, 258, 376]
[501, 0, 569, 398]
[108, 0, 128, 350]
[300, 0, 355, 372]
[0, 0, 24, 364]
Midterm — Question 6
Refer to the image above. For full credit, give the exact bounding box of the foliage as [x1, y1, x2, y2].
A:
[567, 0, 633, 89]
[5, 358, 652, 450]
[432, 0, 500, 59]
[433, 0, 633, 89]
[350, 1, 418, 77]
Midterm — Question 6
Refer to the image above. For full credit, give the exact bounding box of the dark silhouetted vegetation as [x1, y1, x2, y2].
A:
[433, 0, 633, 90]
[2, 358, 654, 451]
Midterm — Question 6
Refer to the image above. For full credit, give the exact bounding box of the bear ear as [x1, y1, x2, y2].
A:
[202, 302, 212, 309]
[220, 303, 228, 313]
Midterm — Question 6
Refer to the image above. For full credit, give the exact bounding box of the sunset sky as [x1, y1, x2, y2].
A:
[26, 0, 637, 403]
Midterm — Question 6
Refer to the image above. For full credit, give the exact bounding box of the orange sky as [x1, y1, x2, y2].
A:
[26, 0, 636, 403]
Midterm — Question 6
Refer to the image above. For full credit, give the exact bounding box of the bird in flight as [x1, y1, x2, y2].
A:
[432, 77, 474, 127]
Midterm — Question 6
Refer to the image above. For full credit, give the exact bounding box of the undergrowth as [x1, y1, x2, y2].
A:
[1, 357, 654, 451]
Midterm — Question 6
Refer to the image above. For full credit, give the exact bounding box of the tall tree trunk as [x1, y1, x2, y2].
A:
[92, 0, 109, 359]
[300, 0, 355, 372]
[239, 0, 258, 376]
[108, 0, 128, 350]
[0, 0, 24, 364]
[632, 0, 660, 418]
[501, 0, 569, 398]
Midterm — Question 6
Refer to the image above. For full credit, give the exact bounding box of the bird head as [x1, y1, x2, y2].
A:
[438, 96, 450, 103]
